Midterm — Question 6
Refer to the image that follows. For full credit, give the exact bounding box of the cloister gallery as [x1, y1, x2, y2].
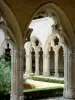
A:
[24, 17, 64, 77]
[0, 16, 64, 77]
[0, 0, 75, 100]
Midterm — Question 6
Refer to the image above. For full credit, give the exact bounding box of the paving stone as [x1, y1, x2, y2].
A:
[36, 97, 63, 100]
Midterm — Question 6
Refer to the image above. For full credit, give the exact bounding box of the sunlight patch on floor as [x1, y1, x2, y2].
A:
[25, 79, 64, 88]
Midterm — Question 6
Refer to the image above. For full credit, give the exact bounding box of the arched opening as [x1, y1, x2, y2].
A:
[24, 49, 26, 73]
[32, 48, 35, 73]
[39, 47, 43, 75]
[0, 28, 13, 100]
[58, 46, 64, 77]
[0, 1, 26, 100]
[49, 47, 55, 76]
[23, 2, 75, 100]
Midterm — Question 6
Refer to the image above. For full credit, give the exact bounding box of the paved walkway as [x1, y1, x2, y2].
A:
[26, 79, 64, 88]
[36, 97, 63, 100]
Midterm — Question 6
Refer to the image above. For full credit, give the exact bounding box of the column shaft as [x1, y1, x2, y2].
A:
[43, 53, 50, 77]
[64, 48, 75, 99]
[11, 48, 24, 100]
[55, 50, 59, 77]
[25, 52, 32, 73]
[35, 51, 39, 75]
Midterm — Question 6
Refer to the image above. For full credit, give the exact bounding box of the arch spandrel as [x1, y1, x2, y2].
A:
[30, 36, 42, 50]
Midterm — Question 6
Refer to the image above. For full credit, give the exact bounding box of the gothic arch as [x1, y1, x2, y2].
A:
[43, 31, 68, 54]
[0, 0, 22, 47]
[58, 46, 64, 77]
[30, 36, 42, 48]
[0, 24, 16, 47]
[0, 39, 12, 56]
[25, 2, 74, 49]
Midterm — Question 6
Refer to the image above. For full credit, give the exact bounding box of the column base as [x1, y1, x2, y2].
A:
[63, 88, 75, 99]
[11, 94, 24, 100]
[19, 95, 24, 100]
[43, 72, 50, 77]
[35, 71, 39, 76]
[25, 71, 32, 74]
[60, 97, 75, 100]
[54, 73, 59, 77]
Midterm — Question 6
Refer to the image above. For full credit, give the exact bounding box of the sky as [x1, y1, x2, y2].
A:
[0, 29, 5, 46]
[29, 17, 55, 46]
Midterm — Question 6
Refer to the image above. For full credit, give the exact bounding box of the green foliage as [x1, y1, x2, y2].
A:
[23, 86, 63, 99]
[24, 86, 64, 92]
[0, 59, 11, 94]
[30, 76, 64, 84]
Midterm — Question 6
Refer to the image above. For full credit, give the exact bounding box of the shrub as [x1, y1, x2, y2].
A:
[23, 83, 36, 89]
[0, 59, 11, 94]
[30, 76, 64, 84]
[23, 87, 64, 99]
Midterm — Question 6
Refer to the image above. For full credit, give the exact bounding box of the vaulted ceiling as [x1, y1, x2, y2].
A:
[4, 0, 75, 34]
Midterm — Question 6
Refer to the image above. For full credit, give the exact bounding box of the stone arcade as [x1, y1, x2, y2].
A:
[0, 0, 75, 100]
[25, 29, 65, 78]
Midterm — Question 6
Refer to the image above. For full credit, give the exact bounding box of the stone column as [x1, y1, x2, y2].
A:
[43, 52, 50, 77]
[64, 47, 75, 99]
[25, 52, 32, 73]
[55, 50, 59, 77]
[35, 51, 40, 75]
[11, 48, 24, 100]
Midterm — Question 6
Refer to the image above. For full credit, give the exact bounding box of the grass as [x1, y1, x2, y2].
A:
[23, 75, 64, 98]
[23, 86, 64, 99]
[30, 76, 64, 84]
[23, 86, 64, 92]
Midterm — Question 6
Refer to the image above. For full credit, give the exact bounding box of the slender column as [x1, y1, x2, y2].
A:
[64, 47, 75, 99]
[25, 51, 32, 73]
[43, 52, 50, 77]
[11, 48, 24, 100]
[55, 50, 59, 77]
[35, 51, 40, 75]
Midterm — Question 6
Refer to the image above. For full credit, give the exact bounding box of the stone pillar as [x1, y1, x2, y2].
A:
[55, 50, 59, 77]
[35, 51, 40, 75]
[43, 52, 50, 77]
[64, 47, 75, 99]
[25, 52, 32, 73]
[25, 42, 32, 74]
[11, 48, 24, 100]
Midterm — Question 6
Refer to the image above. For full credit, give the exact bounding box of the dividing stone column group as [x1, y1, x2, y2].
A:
[55, 50, 59, 77]
[35, 50, 40, 75]
[43, 52, 50, 77]
[25, 52, 32, 73]
[11, 48, 24, 100]
[64, 47, 75, 99]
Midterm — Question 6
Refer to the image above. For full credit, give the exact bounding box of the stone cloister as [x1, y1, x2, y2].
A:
[0, 0, 75, 100]
[25, 27, 65, 78]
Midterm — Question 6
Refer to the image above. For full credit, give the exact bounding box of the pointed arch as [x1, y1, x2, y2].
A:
[0, 24, 17, 46]
[0, 0, 22, 47]
[24, 2, 74, 48]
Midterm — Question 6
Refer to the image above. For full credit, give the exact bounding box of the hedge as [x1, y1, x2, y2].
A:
[30, 76, 64, 84]
[23, 86, 64, 99]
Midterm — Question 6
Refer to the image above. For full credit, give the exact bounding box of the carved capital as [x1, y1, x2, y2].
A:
[14, 49, 24, 58]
